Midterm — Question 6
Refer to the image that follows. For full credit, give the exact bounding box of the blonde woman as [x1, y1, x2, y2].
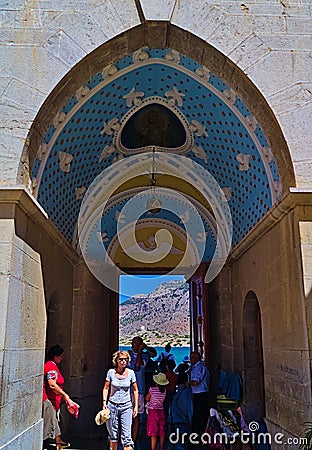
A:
[103, 350, 138, 450]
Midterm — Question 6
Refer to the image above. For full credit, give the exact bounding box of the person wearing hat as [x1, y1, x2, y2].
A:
[102, 350, 138, 450]
[145, 372, 169, 450]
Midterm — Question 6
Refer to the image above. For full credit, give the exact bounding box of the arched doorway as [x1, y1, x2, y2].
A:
[28, 38, 285, 436]
[1, 2, 311, 446]
[12, 22, 297, 441]
[242, 291, 265, 422]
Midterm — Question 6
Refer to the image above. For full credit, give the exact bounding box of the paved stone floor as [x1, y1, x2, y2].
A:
[61, 415, 152, 450]
[47, 435, 150, 450]
[49, 414, 189, 450]
[66, 439, 150, 450]
[67, 440, 107, 450]
[68, 434, 151, 450]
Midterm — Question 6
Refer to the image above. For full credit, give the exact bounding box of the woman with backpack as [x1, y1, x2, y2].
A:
[157, 343, 176, 373]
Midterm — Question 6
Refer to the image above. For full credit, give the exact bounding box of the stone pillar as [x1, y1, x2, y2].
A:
[216, 265, 234, 371]
[299, 221, 312, 415]
[0, 219, 46, 450]
[67, 260, 118, 439]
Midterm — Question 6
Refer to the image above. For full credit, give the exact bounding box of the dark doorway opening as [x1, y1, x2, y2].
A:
[243, 291, 266, 421]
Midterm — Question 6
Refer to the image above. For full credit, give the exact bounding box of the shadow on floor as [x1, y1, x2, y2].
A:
[67, 414, 152, 450]
[59, 413, 189, 450]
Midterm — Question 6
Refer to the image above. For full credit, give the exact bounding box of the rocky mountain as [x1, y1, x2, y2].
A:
[119, 279, 190, 347]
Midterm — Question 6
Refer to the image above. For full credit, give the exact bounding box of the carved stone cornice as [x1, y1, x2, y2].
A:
[0, 186, 79, 264]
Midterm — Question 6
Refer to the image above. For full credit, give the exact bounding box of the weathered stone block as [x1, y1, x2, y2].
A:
[299, 221, 312, 242]
[140, 0, 176, 21]
[0, 418, 43, 450]
[0, 218, 46, 449]
[172, 2, 226, 42]
[205, 14, 286, 56]
[228, 33, 270, 71]
[247, 50, 311, 98]
[0, 276, 9, 349]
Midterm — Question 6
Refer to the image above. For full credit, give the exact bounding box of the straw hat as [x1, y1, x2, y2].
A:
[153, 372, 169, 386]
[95, 408, 110, 425]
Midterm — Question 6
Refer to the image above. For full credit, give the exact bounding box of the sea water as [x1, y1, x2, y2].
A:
[120, 345, 190, 364]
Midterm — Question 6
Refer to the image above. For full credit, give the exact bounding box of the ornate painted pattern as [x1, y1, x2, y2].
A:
[31, 48, 281, 251]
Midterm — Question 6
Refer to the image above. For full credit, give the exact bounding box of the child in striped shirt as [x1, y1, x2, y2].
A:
[145, 372, 169, 450]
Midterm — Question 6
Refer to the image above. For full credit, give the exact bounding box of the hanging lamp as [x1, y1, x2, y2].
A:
[146, 147, 162, 214]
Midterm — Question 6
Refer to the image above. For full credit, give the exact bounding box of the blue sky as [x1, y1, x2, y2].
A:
[119, 274, 185, 303]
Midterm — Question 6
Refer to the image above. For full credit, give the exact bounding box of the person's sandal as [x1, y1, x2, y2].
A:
[56, 442, 70, 449]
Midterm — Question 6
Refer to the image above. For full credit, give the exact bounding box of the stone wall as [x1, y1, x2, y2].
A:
[0, 218, 46, 449]
[0, 188, 119, 444]
[0, 0, 311, 188]
[228, 191, 312, 446]
[0, 188, 79, 447]
[9, 188, 78, 383]
[67, 260, 118, 438]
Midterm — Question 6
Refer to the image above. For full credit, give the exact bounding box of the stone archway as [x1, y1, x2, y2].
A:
[1, 7, 311, 448]
[20, 32, 292, 441]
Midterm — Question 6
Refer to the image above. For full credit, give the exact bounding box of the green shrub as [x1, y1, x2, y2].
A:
[300, 423, 312, 450]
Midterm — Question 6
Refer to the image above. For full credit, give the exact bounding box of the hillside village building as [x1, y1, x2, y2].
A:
[0, 1, 311, 448]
